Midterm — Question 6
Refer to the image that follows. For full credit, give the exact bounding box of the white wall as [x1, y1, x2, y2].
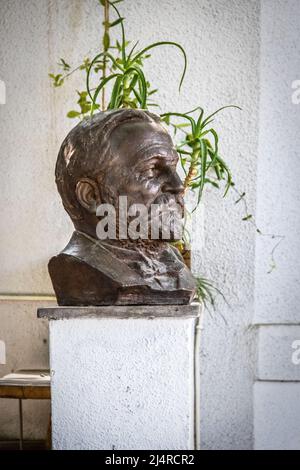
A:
[49, 316, 196, 450]
[254, 0, 300, 450]
[191, 1, 260, 449]
[3, 0, 297, 450]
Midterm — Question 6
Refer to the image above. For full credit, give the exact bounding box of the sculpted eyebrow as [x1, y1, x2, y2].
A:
[136, 155, 178, 170]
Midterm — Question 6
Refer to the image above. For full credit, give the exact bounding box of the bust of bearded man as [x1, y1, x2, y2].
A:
[49, 109, 196, 306]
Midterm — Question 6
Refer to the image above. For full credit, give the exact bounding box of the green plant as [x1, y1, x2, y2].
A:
[87, 2, 186, 113]
[232, 185, 285, 274]
[49, 0, 186, 117]
[195, 276, 228, 317]
[161, 106, 241, 210]
[49, 0, 125, 117]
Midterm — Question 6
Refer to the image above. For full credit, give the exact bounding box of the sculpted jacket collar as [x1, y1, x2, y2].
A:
[48, 231, 196, 306]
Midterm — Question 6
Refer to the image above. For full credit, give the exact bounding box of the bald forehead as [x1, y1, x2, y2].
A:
[109, 120, 176, 166]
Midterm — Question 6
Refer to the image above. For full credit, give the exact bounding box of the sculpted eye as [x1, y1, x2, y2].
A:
[142, 167, 157, 178]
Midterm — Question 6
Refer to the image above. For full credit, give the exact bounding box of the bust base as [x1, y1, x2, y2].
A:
[38, 303, 201, 450]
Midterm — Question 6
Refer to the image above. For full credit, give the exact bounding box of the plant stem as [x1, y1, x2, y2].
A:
[102, 0, 110, 110]
[184, 149, 198, 191]
[122, 75, 130, 107]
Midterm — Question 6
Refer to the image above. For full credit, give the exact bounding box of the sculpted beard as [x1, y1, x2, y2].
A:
[151, 193, 184, 241]
[96, 172, 184, 241]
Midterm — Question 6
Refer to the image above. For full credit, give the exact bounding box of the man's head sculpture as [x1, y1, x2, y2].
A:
[49, 109, 196, 306]
[55, 109, 185, 241]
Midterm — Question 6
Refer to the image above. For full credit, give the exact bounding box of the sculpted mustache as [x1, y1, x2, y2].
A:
[152, 194, 184, 210]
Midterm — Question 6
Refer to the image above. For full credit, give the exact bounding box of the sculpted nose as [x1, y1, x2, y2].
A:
[162, 169, 184, 195]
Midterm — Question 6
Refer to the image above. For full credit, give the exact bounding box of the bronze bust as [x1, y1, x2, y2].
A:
[49, 109, 196, 305]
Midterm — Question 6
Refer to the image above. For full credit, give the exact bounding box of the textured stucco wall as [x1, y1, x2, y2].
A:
[189, 0, 260, 449]
[254, 382, 300, 450]
[254, 0, 300, 450]
[255, 0, 300, 325]
[50, 317, 196, 450]
[0, 0, 261, 447]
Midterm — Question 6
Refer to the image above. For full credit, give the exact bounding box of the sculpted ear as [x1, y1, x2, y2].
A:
[76, 178, 101, 214]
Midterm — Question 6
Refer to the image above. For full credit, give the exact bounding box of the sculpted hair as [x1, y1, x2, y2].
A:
[55, 109, 161, 221]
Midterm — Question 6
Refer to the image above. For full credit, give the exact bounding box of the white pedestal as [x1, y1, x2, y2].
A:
[38, 304, 200, 450]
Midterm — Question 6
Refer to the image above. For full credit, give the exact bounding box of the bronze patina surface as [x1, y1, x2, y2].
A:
[49, 109, 196, 305]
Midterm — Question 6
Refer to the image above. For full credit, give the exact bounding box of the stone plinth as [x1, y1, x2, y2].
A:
[38, 303, 201, 450]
